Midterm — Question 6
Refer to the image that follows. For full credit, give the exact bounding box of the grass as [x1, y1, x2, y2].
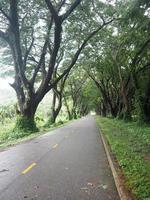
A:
[96, 116, 150, 200]
[0, 96, 71, 149]
[0, 116, 70, 149]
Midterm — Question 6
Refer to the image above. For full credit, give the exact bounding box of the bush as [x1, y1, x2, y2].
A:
[14, 116, 39, 133]
[55, 120, 64, 126]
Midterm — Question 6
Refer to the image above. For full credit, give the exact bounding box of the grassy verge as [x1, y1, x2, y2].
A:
[96, 116, 150, 200]
[0, 118, 71, 150]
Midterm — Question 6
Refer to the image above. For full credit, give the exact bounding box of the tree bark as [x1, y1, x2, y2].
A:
[63, 95, 72, 120]
[50, 90, 62, 124]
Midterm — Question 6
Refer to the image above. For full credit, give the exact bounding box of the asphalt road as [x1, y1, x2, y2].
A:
[0, 116, 119, 200]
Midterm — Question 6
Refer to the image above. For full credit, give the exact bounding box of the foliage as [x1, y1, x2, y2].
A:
[14, 115, 39, 133]
[0, 0, 149, 126]
[96, 116, 150, 200]
[77, 0, 150, 123]
[0, 94, 69, 146]
[0, 104, 16, 124]
[0, 0, 114, 132]
[63, 67, 90, 119]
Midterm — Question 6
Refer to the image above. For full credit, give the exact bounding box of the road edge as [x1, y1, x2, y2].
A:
[0, 118, 78, 152]
[100, 132, 133, 200]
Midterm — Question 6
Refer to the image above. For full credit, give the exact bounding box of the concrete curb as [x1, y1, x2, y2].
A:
[100, 133, 133, 200]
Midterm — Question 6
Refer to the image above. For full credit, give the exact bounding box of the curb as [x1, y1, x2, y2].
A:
[100, 133, 133, 200]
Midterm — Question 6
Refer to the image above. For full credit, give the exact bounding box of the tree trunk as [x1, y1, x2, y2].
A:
[50, 90, 57, 124]
[101, 102, 107, 117]
[50, 90, 62, 124]
[138, 81, 150, 123]
[72, 107, 77, 119]
[63, 95, 72, 120]
[118, 66, 132, 121]
[50, 110, 57, 124]
[132, 73, 150, 123]
[80, 104, 88, 116]
[14, 98, 38, 132]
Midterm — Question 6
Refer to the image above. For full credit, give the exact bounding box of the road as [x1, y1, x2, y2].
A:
[0, 116, 119, 200]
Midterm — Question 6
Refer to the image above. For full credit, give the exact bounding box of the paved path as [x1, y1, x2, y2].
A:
[0, 116, 119, 200]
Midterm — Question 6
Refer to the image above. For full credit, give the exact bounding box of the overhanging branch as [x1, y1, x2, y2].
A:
[45, 0, 60, 23]
[136, 63, 150, 74]
[50, 19, 114, 88]
[132, 38, 150, 67]
[0, 30, 9, 43]
[24, 29, 34, 68]
[61, 0, 82, 21]
[0, 6, 12, 23]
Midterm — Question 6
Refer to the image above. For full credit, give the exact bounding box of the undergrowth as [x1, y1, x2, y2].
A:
[96, 116, 150, 200]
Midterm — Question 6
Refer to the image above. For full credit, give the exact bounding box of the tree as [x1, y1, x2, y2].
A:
[77, 0, 150, 122]
[0, 0, 113, 131]
[63, 68, 88, 119]
[49, 72, 69, 124]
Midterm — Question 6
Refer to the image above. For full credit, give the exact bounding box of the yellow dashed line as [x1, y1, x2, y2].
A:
[52, 144, 58, 149]
[22, 163, 37, 175]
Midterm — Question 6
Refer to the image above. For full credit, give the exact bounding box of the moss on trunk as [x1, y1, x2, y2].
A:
[14, 115, 39, 133]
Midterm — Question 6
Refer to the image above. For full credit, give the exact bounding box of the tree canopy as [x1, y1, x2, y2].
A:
[0, 0, 150, 130]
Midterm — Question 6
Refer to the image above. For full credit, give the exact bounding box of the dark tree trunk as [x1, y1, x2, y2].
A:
[72, 107, 77, 119]
[118, 66, 132, 121]
[101, 102, 107, 117]
[63, 95, 72, 120]
[101, 92, 118, 118]
[50, 90, 62, 124]
[117, 100, 124, 119]
[121, 87, 132, 121]
[138, 81, 150, 123]
[80, 104, 88, 116]
[15, 98, 39, 132]
[51, 90, 57, 124]
[132, 72, 150, 123]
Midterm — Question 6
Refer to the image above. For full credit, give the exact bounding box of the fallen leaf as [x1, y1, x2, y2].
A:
[81, 187, 91, 195]
[81, 187, 88, 191]
[102, 184, 108, 190]
[87, 182, 93, 186]
[96, 184, 108, 190]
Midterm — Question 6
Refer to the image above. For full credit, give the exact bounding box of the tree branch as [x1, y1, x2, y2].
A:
[45, 0, 60, 23]
[50, 19, 114, 88]
[61, 0, 82, 21]
[40, 22, 62, 90]
[0, 30, 9, 42]
[0, 6, 12, 23]
[92, 0, 105, 24]
[30, 40, 48, 85]
[9, 0, 30, 89]
[132, 38, 150, 67]
[57, 0, 67, 13]
[24, 29, 34, 68]
[136, 63, 150, 74]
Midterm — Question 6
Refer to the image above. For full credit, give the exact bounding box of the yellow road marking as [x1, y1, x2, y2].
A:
[52, 144, 58, 149]
[22, 163, 37, 175]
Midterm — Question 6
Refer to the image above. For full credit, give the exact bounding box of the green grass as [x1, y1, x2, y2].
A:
[96, 116, 150, 200]
[0, 117, 70, 149]
[0, 95, 72, 149]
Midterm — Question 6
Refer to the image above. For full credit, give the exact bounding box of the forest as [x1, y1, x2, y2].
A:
[0, 0, 150, 199]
